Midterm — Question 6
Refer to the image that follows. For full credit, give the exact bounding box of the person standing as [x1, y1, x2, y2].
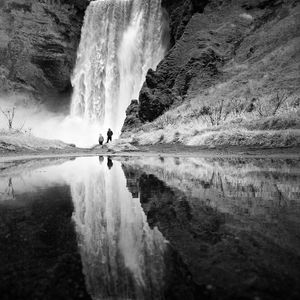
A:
[107, 128, 113, 143]
[98, 133, 104, 145]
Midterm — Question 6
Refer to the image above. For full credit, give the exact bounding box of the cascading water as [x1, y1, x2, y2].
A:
[70, 0, 167, 138]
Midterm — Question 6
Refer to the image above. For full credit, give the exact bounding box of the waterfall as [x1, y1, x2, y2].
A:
[70, 0, 167, 137]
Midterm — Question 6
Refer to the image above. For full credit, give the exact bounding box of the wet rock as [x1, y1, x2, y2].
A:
[138, 86, 174, 122]
[0, 0, 89, 104]
[161, 0, 209, 46]
[121, 99, 142, 133]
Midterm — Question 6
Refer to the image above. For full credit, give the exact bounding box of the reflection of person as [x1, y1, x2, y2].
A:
[4, 178, 15, 200]
[107, 128, 113, 143]
[99, 156, 104, 164]
[107, 157, 113, 170]
[98, 133, 104, 145]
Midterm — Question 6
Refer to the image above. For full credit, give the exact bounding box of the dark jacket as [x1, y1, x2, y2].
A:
[107, 129, 113, 137]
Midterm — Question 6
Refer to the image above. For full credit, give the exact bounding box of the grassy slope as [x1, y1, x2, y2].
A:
[0, 130, 73, 153]
[128, 110, 300, 148]
[123, 0, 300, 148]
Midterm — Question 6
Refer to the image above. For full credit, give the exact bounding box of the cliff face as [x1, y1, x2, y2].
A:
[161, 0, 209, 47]
[123, 0, 300, 131]
[0, 0, 89, 106]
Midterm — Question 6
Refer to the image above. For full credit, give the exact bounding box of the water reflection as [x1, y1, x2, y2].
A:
[98, 156, 105, 164]
[70, 157, 167, 299]
[107, 157, 113, 170]
[0, 156, 299, 299]
[122, 156, 300, 299]
[122, 156, 300, 218]
[0, 159, 91, 300]
[1, 178, 16, 201]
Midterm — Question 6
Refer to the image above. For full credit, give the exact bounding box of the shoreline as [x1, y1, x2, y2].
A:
[1, 145, 300, 163]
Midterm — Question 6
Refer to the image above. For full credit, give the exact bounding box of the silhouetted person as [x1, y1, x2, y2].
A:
[98, 156, 104, 164]
[107, 128, 113, 143]
[98, 133, 104, 145]
[107, 157, 113, 170]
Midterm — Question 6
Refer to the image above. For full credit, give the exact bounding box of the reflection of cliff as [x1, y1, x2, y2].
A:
[122, 156, 300, 299]
[0, 184, 91, 300]
[70, 158, 167, 300]
[123, 157, 300, 218]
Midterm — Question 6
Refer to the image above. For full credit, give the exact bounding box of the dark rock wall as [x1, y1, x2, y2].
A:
[0, 0, 89, 106]
[162, 0, 209, 47]
[122, 0, 300, 131]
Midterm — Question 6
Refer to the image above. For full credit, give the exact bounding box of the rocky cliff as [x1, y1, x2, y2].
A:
[122, 0, 300, 134]
[0, 0, 89, 107]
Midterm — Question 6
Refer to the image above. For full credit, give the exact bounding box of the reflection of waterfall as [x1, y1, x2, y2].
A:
[70, 158, 167, 300]
[71, 0, 167, 137]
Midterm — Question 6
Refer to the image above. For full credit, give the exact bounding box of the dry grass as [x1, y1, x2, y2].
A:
[128, 100, 300, 148]
[187, 129, 300, 148]
[0, 130, 71, 152]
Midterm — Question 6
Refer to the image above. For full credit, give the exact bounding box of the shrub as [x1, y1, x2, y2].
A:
[256, 92, 288, 117]
[198, 100, 230, 126]
[291, 97, 300, 108]
[154, 113, 178, 129]
[0, 106, 16, 130]
[159, 134, 164, 143]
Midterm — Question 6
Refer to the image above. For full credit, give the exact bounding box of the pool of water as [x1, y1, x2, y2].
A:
[0, 156, 300, 300]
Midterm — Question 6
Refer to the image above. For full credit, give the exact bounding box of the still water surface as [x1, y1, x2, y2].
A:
[0, 156, 299, 300]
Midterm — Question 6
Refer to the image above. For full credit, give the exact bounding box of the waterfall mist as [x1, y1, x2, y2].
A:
[70, 0, 168, 144]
